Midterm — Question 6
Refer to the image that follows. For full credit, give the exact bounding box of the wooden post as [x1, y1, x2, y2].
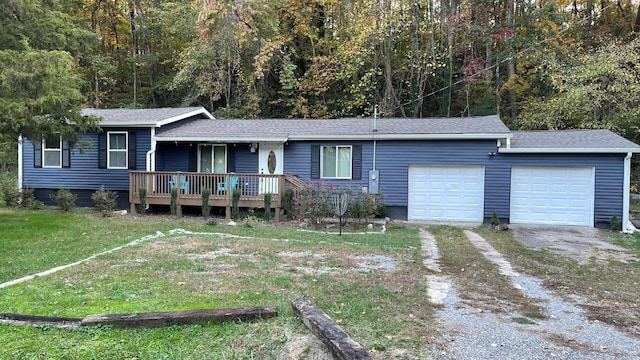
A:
[291, 298, 371, 360]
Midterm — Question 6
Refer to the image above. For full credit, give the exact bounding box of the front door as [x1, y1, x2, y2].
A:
[258, 143, 283, 194]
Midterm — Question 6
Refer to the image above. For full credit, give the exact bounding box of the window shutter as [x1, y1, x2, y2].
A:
[33, 139, 42, 168]
[311, 145, 320, 179]
[352, 144, 362, 180]
[128, 131, 137, 170]
[227, 146, 236, 173]
[98, 132, 107, 169]
[188, 145, 197, 172]
[62, 141, 71, 168]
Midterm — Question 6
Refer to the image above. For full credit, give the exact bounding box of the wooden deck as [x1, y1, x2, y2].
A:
[129, 171, 285, 220]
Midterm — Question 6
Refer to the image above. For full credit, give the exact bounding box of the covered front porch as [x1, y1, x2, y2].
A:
[129, 171, 286, 220]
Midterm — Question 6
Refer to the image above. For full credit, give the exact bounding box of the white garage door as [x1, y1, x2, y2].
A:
[510, 167, 594, 226]
[408, 166, 485, 222]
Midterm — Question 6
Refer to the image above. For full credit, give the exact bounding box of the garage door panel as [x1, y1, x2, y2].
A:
[408, 166, 484, 222]
[510, 167, 594, 226]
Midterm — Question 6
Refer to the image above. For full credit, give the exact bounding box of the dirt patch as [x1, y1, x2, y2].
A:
[510, 225, 638, 264]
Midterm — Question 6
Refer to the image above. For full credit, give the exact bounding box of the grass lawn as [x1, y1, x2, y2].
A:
[0, 208, 434, 359]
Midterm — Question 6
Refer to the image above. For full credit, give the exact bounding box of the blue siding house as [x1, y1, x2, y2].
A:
[18, 107, 640, 230]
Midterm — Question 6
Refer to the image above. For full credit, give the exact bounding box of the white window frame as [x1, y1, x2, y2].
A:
[42, 136, 62, 168]
[320, 145, 352, 179]
[197, 144, 227, 173]
[107, 131, 128, 169]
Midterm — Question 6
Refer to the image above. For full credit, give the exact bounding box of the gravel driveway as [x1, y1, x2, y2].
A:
[510, 224, 638, 264]
[424, 228, 640, 360]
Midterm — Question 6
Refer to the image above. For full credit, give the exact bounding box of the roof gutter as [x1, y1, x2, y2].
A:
[623, 152, 633, 233]
[289, 133, 512, 141]
[499, 148, 640, 154]
[155, 136, 289, 143]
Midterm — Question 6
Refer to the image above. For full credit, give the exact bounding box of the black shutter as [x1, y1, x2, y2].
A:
[98, 132, 107, 169]
[188, 145, 197, 172]
[311, 145, 320, 179]
[128, 131, 137, 170]
[33, 139, 42, 168]
[352, 144, 362, 180]
[227, 145, 236, 173]
[62, 141, 70, 168]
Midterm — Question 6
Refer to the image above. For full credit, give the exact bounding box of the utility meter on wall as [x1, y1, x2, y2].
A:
[368, 170, 379, 194]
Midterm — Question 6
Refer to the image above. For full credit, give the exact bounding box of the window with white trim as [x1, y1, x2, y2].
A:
[42, 135, 62, 168]
[107, 131, 128, 169]
[321, 145, 352, 179]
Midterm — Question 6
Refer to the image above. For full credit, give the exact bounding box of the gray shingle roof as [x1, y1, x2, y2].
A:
[155, 115, 511, 140]
[504, 130, 640, 152]
[82, 107, 211, 126]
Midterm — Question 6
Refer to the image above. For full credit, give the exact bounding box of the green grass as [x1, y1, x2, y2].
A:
[0, 209, 211, 283]
[0, 209, 432, 359]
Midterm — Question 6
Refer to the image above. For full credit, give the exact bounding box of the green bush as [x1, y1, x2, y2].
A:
[611, 215, 622, 232]
[21, 187, 44, 210]
[0, 171, 19, 206]
[231, 188, 241, 219]
[50, 188, 76, 212]
[284, 188, 294, 220]
[263, 193, 272, 221]
[490, 211, 500, 226]
[202, 188, 211, 217]
[170, 187, 178, 216]
[138, 187, 147, 215]
[91, 186, 118, 216]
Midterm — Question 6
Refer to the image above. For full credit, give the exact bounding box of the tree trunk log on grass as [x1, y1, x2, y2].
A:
[81, 306, 278, 328]
[291, 297, 370, 360]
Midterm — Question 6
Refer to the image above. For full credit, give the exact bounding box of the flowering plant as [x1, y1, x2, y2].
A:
[91, 186, 118, 216]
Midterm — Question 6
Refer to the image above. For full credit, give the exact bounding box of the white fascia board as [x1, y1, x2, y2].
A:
[288, 133, 513, 141]
[499, 148, 640, 153]
[155, 136, 289, 143]
[155, 108, 215, 127]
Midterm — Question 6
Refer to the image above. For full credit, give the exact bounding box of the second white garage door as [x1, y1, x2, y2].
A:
[408, 166, 485, 222]
[510, 167, 594, 226]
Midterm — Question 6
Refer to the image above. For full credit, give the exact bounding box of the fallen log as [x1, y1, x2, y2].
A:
[0, 313, 81, 326]
[291, 298, 370, 360]
[81, 305, 278, 328]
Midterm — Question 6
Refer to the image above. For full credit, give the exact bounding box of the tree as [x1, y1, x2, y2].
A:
[515, 38, 640, 143]
[0, 0, 100, 170]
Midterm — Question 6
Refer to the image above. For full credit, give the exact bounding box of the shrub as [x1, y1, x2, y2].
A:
[21, 187, 43, 210]
[91, 186, 118, 216]
[263, 193, 272, 221]
[490, 211, 500, 226]
[138, 187, 147, 215]
[202, 188, 211, 217]
[170, 187, 178, 216]
[284, 188, 294, 220]
[611, 215, 622, 232]
[231, 188, 241, 219]
[0, 171, 19, 206]
[50, 188, 76, 212]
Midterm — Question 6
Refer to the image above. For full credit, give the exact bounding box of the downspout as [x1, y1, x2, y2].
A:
[146, 127, 156, 172]
[372, 105, 378, 171]
[623, 152, 633, 233]
[17, 135, 23, 198]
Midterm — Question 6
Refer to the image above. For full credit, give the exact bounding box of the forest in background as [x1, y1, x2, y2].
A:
[2, 0, 640, 169]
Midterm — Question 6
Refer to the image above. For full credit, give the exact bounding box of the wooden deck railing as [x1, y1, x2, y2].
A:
[129, 171, 285, 220]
